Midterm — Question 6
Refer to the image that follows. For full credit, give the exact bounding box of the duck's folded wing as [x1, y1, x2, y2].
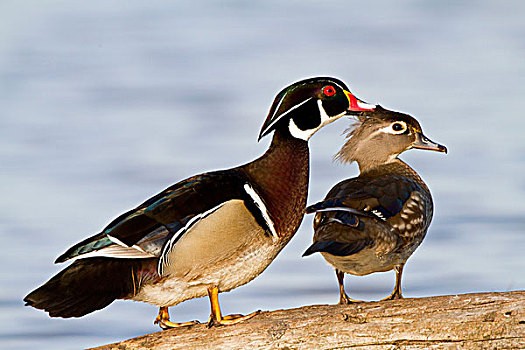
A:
[55, 170, 274, 264]
[308, 174, 422, 225]
[304, 175, 422, 257]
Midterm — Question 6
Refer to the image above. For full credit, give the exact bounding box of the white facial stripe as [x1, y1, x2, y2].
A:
[266, 81, 351, 139]
[158, 201, 226, 275]
[267, 91, 288, 124]
[288, 99, 346, 141]
[264, 97, 313, 136]
[268, 77, 345, 124]
[244, 184, 278, 240]
[318, 99, 335, 124]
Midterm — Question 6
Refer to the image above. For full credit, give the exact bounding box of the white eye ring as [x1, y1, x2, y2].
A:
[387, 121, 408, 134]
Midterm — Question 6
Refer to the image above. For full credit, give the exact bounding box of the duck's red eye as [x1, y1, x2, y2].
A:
[323, 86, 336, 96]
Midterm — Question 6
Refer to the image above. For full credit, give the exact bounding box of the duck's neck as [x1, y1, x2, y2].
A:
[357, 156, 396, 174]
[360, 158, 430, 193]
[243, 130, 310, 240]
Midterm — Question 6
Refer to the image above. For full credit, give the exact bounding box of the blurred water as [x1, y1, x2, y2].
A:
[1, 1, 524, 349]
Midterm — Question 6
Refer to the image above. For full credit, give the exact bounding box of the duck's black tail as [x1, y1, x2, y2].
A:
[24, 257, 156, 318]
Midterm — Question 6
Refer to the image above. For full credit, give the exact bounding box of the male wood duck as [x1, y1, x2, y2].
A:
[303, 106, 446, 303]
[24, 77, 376, 329]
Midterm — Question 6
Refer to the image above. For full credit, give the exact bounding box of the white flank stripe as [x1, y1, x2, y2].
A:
[244, 184, 278, 240]
[158, 201, 226, 275]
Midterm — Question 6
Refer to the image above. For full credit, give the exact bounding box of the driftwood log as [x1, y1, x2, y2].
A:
[92, 291, 524, 349]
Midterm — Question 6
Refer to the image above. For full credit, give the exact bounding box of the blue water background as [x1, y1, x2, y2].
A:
[1, 1, 524, 349]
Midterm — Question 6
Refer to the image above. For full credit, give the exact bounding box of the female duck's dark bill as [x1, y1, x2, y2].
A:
[344, 90, 376, 113]
[413, 133, 448, 153]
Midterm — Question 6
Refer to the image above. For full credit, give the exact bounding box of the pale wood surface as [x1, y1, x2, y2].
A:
[91, 291, 525, 350]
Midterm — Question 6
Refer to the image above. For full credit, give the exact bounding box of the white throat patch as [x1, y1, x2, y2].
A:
[288, 99, 345, 141]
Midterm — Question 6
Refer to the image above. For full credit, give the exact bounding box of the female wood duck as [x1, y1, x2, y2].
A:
[303, 106, 446, 303]
[24, 77, 376, 329]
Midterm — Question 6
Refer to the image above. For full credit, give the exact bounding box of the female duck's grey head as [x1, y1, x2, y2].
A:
[336, 106, 447, 172]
